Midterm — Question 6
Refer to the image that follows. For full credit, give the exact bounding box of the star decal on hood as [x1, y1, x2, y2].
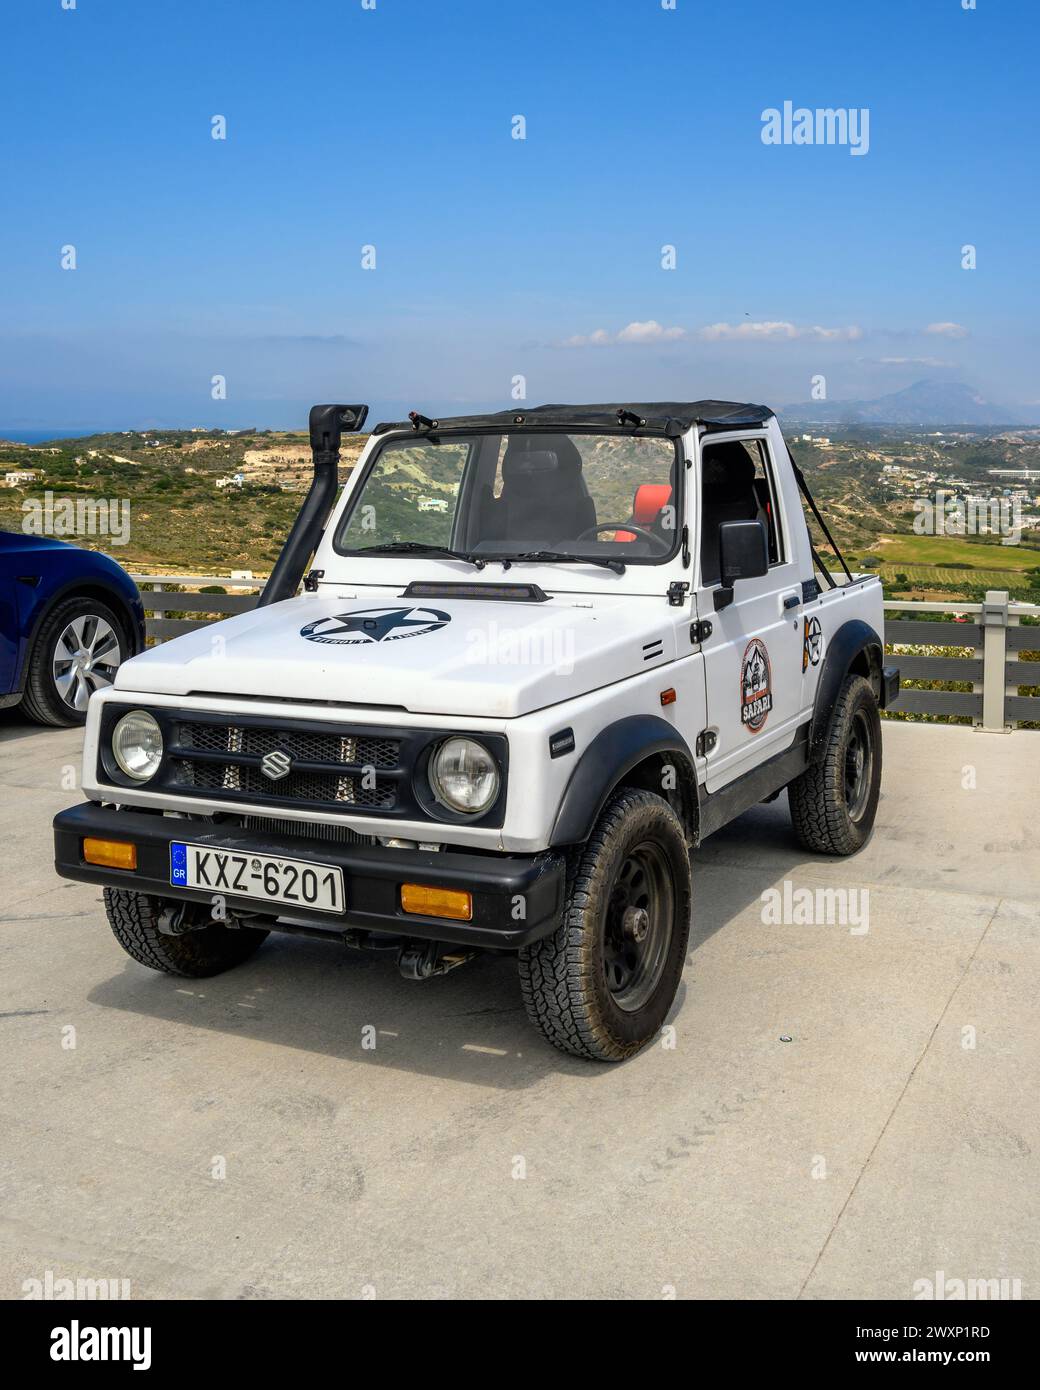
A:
[300, 606, 451, 645]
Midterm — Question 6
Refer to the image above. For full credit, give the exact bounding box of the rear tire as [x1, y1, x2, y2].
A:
[104, 889, 268, 977]
[518, 788, 692, 1062]
[788, 674, 882, 856]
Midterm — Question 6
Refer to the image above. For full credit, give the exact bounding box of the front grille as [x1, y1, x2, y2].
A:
[178, 721, 399, 769]
[168, 719, 401, 812]
[171, 758, 395, 807]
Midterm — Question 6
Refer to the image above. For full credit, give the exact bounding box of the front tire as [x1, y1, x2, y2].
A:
[104, 889, 268, 977]
[788, 674, 882, 855]
[518, 788, 692, 1062]
[21, 595, 127, 727]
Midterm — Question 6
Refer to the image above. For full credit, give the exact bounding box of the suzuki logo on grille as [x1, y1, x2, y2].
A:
[261, 749, 293, 781]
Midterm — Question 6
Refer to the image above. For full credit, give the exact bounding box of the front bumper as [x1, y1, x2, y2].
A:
[53, 803, 566, 950]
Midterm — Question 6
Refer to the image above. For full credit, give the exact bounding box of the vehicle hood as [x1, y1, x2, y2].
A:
[1, 531, 80, 556]
[115, 591, 677, 718]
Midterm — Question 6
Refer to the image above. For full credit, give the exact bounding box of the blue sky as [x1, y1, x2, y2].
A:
[1, 0, 1036, 430]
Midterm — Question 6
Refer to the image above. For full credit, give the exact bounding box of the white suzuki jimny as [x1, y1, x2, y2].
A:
[54, 401, 898, 1061]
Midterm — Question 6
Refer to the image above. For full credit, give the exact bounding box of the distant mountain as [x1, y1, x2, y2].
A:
[781, 380, 1031, 427]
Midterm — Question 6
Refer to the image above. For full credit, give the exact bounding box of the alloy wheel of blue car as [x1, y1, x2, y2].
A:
[51, 613, 121, 713]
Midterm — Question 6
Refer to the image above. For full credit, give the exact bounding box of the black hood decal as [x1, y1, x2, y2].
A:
[300, 606, 451, 646]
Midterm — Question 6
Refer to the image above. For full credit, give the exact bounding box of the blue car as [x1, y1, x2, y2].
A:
[0, 530, 145, 726]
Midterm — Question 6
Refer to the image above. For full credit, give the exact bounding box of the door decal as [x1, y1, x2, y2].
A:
[802, 615, 823, 671]
[740, 638, 773, 733]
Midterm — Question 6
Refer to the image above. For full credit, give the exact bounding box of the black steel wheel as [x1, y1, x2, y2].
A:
[843, 707, 876, 823]
[789, 674, 883, 855]
[518, 788, 692, 1062]
[603, 840, 675, 1012]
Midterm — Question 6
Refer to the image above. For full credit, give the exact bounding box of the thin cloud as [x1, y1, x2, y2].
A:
[807, 324, 864, 341]
[871, 356, 956, 368]
[254, 333, 358, 345]
[559, 320, 686, 348]
[616, 320, 686, 343]
[699, 321, 862, 342]
[925, 322, 969, 339]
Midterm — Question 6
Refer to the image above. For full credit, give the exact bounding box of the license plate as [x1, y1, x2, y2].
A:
[169, 842, 345, 914]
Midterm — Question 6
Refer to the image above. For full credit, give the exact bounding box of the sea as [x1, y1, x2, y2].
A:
[0, 428, 109, 444]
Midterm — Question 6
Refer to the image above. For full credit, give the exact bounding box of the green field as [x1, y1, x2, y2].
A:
[879, 564, 1038, 587]
[871, 533, 1040, 573]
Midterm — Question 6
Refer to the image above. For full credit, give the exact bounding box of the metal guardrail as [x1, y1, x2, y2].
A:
[131, 575, 1040, 731]
[131, 574, 262, 643]
[885, 591, 1040, 730]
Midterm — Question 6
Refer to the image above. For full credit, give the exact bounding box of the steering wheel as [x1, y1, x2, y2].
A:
[576, 521, 670, 553]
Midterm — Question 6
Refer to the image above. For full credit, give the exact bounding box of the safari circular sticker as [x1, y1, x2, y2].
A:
[740, 637, 773, 733]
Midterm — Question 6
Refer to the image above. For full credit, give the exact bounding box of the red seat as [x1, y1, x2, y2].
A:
[616, 483, 673, 542]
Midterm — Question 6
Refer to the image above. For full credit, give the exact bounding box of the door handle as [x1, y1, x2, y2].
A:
[782, 593, 801, 610]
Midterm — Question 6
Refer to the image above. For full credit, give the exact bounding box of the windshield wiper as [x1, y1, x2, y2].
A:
[505, 549, 626, 575]
[351, 541, 486, 569]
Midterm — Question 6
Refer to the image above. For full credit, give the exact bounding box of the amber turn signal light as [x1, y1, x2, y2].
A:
[83, 838, 137, 871]
[400, 883, 473, 921]
[660, 688, 677, 706]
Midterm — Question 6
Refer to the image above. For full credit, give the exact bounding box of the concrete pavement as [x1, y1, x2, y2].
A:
[1, 710, 1037, 1300]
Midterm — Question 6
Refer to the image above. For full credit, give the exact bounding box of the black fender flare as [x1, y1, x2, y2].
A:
[808, 618, 883, 761]
[550, 715, 697, 847]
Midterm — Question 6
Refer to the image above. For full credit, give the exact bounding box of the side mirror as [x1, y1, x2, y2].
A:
[714, 520, 769, 611]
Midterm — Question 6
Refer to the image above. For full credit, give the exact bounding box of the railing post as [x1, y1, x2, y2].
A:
[1007, 604, 1021, 731]
[971, 619, 984, 729]
[980, 589, 1009, 733]
[151, 582, 164, 647]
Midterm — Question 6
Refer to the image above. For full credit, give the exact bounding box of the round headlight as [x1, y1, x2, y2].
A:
[112, 710, 164, 782]
[429, 737, 499, 814]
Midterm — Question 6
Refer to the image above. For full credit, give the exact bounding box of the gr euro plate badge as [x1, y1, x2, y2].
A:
[170, 842, 345, 913]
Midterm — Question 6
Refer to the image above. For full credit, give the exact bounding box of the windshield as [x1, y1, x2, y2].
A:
[334, 430, 681, 565]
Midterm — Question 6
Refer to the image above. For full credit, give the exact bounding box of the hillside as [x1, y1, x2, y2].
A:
[783, 380, 1031, 428]
[0, 428, 365, 572]
[2, 424, 1039, 603]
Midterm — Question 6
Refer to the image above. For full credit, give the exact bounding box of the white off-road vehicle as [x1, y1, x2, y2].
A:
[54, 401, 898, 1061]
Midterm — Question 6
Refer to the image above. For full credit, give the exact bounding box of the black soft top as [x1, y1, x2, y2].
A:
[372, 400, 774, 436]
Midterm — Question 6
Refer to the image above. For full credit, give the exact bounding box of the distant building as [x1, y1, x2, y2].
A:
[215, 472, 244, 489]
[416, 496, 449, 513]
[3, 468, 41, 487]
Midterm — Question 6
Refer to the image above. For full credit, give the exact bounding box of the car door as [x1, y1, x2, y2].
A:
[0, 537, 21, 694]
[693, 433, 806, 793]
